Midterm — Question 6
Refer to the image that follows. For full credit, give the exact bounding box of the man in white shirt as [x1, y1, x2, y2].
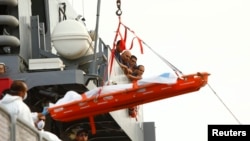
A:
[0, 80, 44, 126]
[0, 80, 62, 141]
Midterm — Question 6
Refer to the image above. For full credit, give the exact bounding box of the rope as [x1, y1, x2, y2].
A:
[141, 41, 183, 76]
[109, 17, 144, 75]
[120, 23, 144, 54]
[111, 0, 179, 77]
[109, 17, 123, 76]
[58, 3, 67, 22]
[207, 83, 241, 124]
[110, 15, 182, 78]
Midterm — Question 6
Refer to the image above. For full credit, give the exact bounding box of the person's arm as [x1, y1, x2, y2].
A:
[31, 112, 46, 122]
[126, 74, 142, 81]
[118, 62, 133, 74]
[119, 62, 128, 69]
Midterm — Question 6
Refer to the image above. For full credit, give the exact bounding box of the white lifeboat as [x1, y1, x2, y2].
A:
[51, 20, 93, 60]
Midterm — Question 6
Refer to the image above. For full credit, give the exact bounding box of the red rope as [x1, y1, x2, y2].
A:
[120, 23, 144, 54]
[129, 36, 143, 54]
[109, 17, 145, 75]
[99, 16, 145, 101]
[109, 17, 128, 76]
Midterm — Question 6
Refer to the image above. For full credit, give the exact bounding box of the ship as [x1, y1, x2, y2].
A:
[0, 0, 209, 141]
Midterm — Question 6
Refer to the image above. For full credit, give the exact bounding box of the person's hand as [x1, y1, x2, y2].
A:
[127, 68, 133, 74]
[37, 113, 46, 120]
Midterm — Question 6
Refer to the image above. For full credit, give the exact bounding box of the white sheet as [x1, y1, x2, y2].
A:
[51, 72, 178, 107]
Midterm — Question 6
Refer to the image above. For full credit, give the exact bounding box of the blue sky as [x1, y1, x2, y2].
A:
[70, 0, 250, 140]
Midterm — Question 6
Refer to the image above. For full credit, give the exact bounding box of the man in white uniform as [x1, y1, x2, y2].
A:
[0, 80, 44, 126]
[0, 80, 62, 141]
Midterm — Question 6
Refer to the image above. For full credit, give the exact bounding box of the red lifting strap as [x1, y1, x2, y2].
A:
[109, 16, 144, 76]
[109, 17, 126, 75]
[129, 36, 143, 54]
[120, 22, 144, 54]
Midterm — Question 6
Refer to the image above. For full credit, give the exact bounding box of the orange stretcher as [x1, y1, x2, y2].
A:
[48, 72, 210, 122]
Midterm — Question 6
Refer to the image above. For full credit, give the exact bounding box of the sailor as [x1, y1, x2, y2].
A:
[126, 65, 145, 81]
[0, 62, 6, 74]
[113, 40, 125, 62]
[0, 80, 45, 127]
[0, 80, 62, 141]
[128, 55, 138, 72]
[119, 50, 133, 74]
[75, 129, 89, 141]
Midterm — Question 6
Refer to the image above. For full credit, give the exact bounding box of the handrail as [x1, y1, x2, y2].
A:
[0, 105, 52, 141]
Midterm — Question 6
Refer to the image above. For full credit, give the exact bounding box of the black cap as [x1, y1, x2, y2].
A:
[76, 129, 89, 136]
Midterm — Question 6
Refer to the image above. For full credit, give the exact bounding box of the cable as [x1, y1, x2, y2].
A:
[207, 83, 241, 124]
[142, 41, 183, 76]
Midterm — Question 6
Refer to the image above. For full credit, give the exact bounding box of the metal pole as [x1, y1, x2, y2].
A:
[90, 0, 101, 75]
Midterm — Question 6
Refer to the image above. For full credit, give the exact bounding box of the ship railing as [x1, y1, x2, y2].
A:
[0, 105, 51, 141]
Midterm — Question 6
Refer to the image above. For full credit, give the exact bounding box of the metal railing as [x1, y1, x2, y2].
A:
[0, 105, 52, 141]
